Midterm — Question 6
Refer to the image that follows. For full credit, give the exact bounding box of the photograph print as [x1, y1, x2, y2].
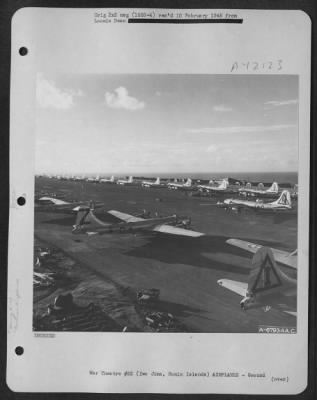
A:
[33, 74, 298, 333]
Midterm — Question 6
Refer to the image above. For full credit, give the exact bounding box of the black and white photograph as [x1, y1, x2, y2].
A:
[7, 8, 311, 394]
[33, 74, 298, 333]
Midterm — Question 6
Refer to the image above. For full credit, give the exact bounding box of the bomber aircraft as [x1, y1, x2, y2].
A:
[238, 181, 279, 198]
[100, 175, 116, 184]
[217, 247, 297, 316]
[117, 176, 134, 185]
[86, 175, 100, 183]
[217, 190, 293, 213]
[198, 179, 237, 195]
[167, 178, 195, 191]
[72, 206, 204, 237]
[141, 177, 166, 188]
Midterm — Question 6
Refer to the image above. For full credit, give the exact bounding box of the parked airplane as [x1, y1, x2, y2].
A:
[218, 190, 293, 213]
[100, 176, 116, 184]
[226, 238, 297, 269]
[198, 179, 236, 194]
[73, 175, 86, 181]
[35, 197, 104, 212]
[167, 178, 194, 190]
[238, 182, 279, 198]
[86, 175, 100, 183]
[117, 176, 134, 185]
[141, 177, 166, 188]
[217, 247, 297, 316]
[72, 206, 204, 237]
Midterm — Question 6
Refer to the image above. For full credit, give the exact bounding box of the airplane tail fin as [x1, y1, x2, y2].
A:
[110, 175, 115, 182]
[74, 206, 91, 229]
[271, 190, 291, 206]
[185, 178, 192, 186]
[238, 247, 293, 311]
[155, 177, 160, 184]
[128, 176, 133, 183]
[247, 247, 286, 296]
[266, 181, 279, 193]
[73, 206, 107, 232]
[218, 179, 229, 189]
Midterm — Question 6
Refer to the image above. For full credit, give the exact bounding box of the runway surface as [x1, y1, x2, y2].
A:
[34, 177, 297, 332]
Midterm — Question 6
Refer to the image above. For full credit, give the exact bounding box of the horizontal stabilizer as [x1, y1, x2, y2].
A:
[226, 238, 297, 269]
[108, 210, 144, 223]
[217, 279, 248, 297]
[152, 224, 204, 237]
[284, 311, 297, 317]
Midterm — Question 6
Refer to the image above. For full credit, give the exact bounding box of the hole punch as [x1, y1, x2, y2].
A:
[19, 47, 28, 56]
[15, 346, 24, 356]
[17, 196, 26, 206]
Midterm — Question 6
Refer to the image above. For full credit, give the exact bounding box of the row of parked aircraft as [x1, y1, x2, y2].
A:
[37, 174, 298, 202]
[70, 205, 297, 317]
[34, 172, 298, 320]
[34, 191, 298, 318]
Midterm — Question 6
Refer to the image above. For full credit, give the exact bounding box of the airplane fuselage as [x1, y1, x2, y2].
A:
[238, 189, 280, 198]
[223, 198, 292, 211]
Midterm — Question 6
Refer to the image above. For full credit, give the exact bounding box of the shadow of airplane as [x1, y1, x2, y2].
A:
[125, 234, 287, 275]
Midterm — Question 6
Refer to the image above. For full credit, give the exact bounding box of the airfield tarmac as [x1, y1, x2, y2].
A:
[34, 177, 297, 333]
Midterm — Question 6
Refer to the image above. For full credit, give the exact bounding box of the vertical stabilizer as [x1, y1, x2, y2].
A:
[128, 176, 133, 183]
[155, 177, 160, 184]
[218, 179, 229, 190]
[271, 190, 291, 206]
[185, 178, 192, 186]
[74, 207, 91, 228]
[267, 181, 279, 193]
[248, 247, 286, 295]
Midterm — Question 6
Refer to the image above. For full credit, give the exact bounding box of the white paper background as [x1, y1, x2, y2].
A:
[8, 8, 311, 394]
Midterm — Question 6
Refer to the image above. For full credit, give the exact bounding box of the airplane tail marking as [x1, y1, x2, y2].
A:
[74, 207, 91, 228]
[248, 247, 285, 295]
[271, 190, 291, 206]
[74, 207, 109, 231]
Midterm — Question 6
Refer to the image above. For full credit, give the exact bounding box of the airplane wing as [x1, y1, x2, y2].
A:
[152, 224, 204, 237]
[217, 279, 248, 297]
[226, 239, 297, 269]
[39, 196, 69, 205]
[107, 210, 145, 223]
[284, 311, 297, 317]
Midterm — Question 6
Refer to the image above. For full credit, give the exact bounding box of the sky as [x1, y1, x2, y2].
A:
[35, 74, 298, 175]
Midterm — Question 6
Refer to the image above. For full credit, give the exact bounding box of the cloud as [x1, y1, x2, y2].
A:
[37, 76, 83, 110]
[212, 105, 232, 112]
[264, 99, 298, 108]
[105, 87, 145, 110]
[187, 124, 296, 134]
